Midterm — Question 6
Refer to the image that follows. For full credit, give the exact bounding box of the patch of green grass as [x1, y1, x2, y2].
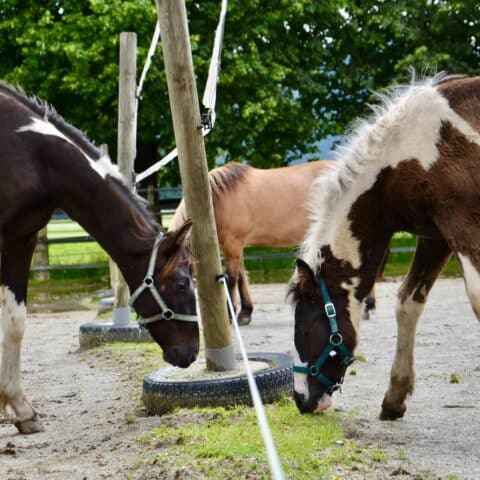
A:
[371, 450, 388, 463]
[397, 448, 407, 460]
[136, 400, 367, 479]
[84, 343, 390, 479]
[449, 373, 460, 384]
[47, 219, 108, 265]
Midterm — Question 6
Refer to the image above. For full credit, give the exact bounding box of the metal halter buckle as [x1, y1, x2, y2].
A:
[324, 302, 336, 318]
[161, 309, 174, 320]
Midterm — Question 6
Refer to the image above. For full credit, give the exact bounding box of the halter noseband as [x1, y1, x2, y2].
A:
[293, 272, 355, 394]
[129, 233, 198, 326]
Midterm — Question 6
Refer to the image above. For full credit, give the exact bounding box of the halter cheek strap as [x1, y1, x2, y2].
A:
[293, 272, 355, 394]
[129, 233, 198, 326]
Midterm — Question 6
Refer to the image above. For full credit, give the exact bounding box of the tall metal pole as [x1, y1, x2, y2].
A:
[112, 32, 137, 326]
[154, 0, 234, 371]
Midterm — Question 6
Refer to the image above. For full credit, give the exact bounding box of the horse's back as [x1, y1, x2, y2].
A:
[215, 160, 333, 249]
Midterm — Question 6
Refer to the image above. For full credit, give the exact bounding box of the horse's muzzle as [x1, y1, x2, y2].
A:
[294, 389, 332, 414]
[163, 345, 198, 368]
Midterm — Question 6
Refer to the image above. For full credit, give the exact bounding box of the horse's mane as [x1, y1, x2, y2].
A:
[301, 72, 461, 268]
[0, 82, 101, 160]
[109, 177, 160, 241]
[209, 162, 250, 204]
[0, 82, 160, 240]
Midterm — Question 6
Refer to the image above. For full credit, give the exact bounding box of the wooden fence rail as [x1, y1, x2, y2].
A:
[31, 235, 416, 273]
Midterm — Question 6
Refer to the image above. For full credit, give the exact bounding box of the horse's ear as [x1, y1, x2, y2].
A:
[162, 219, 193, 252]
[295, 258, 317, 297]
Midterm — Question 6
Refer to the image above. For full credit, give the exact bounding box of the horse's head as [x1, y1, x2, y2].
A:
[130, 220, 199, 368]
[289, 257, 357, 414]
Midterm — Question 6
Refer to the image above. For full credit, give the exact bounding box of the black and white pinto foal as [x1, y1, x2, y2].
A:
[290, 74, 480, 419]
[0, 84, 199, 433]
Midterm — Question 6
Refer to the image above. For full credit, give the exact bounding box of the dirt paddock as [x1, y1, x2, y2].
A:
[0, 278, 479, 479]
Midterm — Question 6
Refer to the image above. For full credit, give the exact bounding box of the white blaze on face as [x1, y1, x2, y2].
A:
[16, 116, 122, 180]
[293, 365, 333, 413]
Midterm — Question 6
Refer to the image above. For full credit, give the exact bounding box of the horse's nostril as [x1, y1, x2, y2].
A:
[163, 346, 197, 368]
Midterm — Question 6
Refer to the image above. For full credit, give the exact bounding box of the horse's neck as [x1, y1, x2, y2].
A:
[48, 152, 156, 288]
[322, 187, 392, 301]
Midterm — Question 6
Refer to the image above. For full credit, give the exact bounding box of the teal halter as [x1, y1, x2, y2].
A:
[293, 272, 355, 394]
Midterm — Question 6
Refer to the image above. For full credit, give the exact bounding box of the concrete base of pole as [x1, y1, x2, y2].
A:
[79, 321, 152, 349]
[112, 306, 131, 326]
[204, 344, 236, 371]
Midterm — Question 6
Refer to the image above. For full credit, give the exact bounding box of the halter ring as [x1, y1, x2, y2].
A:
[329, 333, 343, 346]
[162, 309, 174, 320]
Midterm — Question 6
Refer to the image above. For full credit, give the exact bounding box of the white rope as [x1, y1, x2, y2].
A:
[135, 128, 209, 184]
[218, 276, 285, 480]
[135, 1, 228, 184]
[202, 0, 228, 123]
[136, 20, 161, 113]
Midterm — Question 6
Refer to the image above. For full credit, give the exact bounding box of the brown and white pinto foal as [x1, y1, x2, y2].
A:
[171, 161, 381, 325]
[0, 84, 199, 433]
[290, 74, 480, 419]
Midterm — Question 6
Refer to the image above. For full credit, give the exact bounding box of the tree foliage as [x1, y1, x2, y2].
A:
[1, 0, 479, 186]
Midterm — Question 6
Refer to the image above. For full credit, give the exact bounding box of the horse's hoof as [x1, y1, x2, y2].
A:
[237, 313, 252, 326]
[379, 402, 406, 421]
[14, 415, 44, 434]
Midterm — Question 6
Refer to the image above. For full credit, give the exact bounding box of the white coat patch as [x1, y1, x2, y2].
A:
[458, 253, 480, 319]
[302, 77, 480, 274]
[16, 116, 122, 180]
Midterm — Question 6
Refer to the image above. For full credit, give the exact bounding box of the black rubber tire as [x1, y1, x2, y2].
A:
[143, 352, 293, 414]
[79, 322, 152, 349]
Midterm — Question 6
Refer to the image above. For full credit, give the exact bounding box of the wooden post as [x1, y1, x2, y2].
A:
[34, 226, 50, 281]
[112, 32, 137, 326]
[155, 0, 234, 371]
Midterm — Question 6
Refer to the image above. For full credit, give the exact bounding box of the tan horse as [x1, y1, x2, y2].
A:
[171, 161, 381, 325]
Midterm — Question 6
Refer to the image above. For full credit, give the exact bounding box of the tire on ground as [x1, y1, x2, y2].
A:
[143, 352, 293, 414]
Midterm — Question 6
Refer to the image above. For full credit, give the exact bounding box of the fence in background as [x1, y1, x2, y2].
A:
[31, 187, 417, 275]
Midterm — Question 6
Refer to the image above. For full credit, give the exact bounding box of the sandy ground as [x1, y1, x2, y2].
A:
[0, 278, 479, 479]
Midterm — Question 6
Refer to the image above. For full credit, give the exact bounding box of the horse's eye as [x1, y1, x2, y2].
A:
[176, 280, 188, 294]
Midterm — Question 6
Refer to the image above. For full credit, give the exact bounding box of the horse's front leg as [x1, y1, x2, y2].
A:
[223, 245, 242, 319]
[381, 237, 451, 420]
[363, 247, 389, 320]
[1, 236, 44, 434]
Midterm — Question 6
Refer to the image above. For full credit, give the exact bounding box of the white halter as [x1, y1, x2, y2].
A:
[129, 233, 198, 326]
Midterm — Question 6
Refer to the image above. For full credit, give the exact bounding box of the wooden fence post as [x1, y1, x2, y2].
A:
[112, 32, 137, 326]
[33, 227, 50, 281]
[155, 0, 235, 371]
